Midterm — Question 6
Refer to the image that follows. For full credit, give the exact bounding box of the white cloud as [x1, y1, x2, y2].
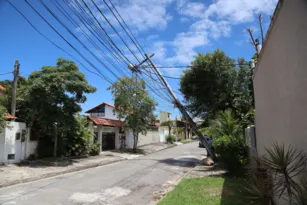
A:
[205, 0, 278, 23]
[177, 1, 207, 18]
[153, 0, 278, 76]
[113, 0, 174, 31]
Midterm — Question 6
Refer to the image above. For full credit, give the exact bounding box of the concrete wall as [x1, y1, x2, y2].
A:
[0, 122, 37, 164]
[0, 127, 6, 163]
[253, 0, 307, 155]
[104, 105, 119, 120]
[124, 129, 160, 149]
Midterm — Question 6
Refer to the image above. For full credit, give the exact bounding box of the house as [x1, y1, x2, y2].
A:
[86, 102, 161, 152]
[253, 0, 307, 156]
[0, 85, 37, 164]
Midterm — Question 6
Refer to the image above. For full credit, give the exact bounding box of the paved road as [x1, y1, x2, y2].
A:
[0, 142, 206, 205]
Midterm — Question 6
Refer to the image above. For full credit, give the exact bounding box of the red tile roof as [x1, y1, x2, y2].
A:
[88, 116, 125, 127]
[0, 85, 5, 90]
[5, 114, 16, 119]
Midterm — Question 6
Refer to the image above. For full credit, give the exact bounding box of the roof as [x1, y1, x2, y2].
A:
[0, 85, 5, 91]
[5, 114, 16, 119]
[85, 102, 115, 113]
[88, 116, 125, 127]
[253, 0, 283, 78]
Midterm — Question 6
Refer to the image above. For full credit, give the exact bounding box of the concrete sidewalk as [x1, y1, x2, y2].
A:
[0, 155, 123, 188]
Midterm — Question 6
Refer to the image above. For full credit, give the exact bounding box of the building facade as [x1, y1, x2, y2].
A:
[86, 102, 162, 152]
[253, 0, 307, 155]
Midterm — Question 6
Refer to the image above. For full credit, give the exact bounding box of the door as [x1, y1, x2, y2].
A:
[159, 129, 165, 142]
[14, 132, 25, 162]
[101, 133, 116, 150]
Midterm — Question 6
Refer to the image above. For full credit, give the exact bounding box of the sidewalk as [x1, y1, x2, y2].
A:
[0, 155, 123, 188]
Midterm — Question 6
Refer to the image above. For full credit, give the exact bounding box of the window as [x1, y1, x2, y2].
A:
[15, 132, 21, 140]
[90, 112, 105, 117]
[7, 154, 15, 160]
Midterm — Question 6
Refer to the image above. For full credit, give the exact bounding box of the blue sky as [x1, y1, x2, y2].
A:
[0, 0, 278, 119]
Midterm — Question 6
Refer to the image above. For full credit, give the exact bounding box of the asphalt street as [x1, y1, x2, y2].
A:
[0, 141, 206, 205]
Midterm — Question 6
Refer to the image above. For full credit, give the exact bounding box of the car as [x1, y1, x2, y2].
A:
[199, 136, 214, 149]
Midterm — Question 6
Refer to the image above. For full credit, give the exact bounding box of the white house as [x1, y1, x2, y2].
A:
[86, 102, 163, 152]
[0, 115, 37, 164]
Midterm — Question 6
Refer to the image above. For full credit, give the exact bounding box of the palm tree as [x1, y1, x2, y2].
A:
[200, 109, 242, 138]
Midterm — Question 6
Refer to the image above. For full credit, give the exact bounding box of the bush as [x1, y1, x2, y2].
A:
[213, 135, 248, 175]
[166, 135, 176, 144]
[89, 142, 100, 156]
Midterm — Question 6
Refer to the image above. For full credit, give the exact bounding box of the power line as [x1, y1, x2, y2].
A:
[144, 63, 251, 69]
[36, 0, 121, 80]
[0, 72, 12, 76]
[90, 0, 141, 63]
[6, 0, 110, 83]
[51, 0, 128, 78]
[69, 0, 130, 68]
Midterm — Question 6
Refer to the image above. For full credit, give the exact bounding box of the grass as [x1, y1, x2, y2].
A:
[158, 177, 248, 205]
[180, 139, 193, 144]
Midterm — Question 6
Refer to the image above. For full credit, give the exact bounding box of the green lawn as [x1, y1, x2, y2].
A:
[180, 139, 193, 144]
[158, 177, 248, 205]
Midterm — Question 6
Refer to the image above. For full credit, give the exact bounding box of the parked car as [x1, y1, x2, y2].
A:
[199, 136, 214, 150]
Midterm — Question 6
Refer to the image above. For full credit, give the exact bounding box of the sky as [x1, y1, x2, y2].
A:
[0, 0, 278, 119]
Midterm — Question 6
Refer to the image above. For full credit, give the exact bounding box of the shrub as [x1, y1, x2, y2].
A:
[213, 135, 248, 175]
[166, 135, 176, 144]
[244, 143, 307, 205]
[89, 142, 100, 156]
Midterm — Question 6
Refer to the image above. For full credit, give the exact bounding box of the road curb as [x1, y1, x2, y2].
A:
[143, 144, 177, 156]
[0, 158, 124, 189]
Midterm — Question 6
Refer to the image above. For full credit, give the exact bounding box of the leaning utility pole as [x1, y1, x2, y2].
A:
[11, 60, 20, 116]
[144, 54, 216, 160]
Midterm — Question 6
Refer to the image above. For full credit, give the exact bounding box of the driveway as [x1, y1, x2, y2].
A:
[0, 142, 206, 205]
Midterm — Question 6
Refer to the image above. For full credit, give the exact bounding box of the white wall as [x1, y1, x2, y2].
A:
[124, 129, 160, 149]
[0, 127, 6, 163]
[104, 105, 119, 120]
[253, 0, 307, 156]
[0, 122, 37, 164]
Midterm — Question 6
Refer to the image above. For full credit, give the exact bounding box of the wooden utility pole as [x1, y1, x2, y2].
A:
[145, 54, 216, 160]
[259, 14, 265, 44]
[11, 60, 20, 116]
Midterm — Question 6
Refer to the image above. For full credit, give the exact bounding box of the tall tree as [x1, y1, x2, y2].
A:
[180, 49, 254, 126]
[22, 58, 96, 156]
[109, 77, 156, 151]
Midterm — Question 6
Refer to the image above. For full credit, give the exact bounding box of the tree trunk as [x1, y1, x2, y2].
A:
[133, 132, 138, 151]
[53, 125, 58, 157]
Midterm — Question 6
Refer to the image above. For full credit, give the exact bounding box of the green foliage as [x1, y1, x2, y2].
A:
[244, 143, 307, 205]
[213, 136, 248, 175]
[89, 142, 100, 156]
[108, 77, 156, 150]
[0, 105, 8, 129]
[165, 135, 176, 144]
[64, 115, 93, 157]
[203, 109, 242, 139]
[180, 50, 254, 125]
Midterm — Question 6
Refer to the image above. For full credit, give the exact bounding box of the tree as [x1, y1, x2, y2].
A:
[161, 120, 174, 136]
[180, 50, 254, 126]
[200, 109, 242, 139]
[0, 105, 7, 129]
[109, 77, 156, 151]
[21, 58, 96, 156]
